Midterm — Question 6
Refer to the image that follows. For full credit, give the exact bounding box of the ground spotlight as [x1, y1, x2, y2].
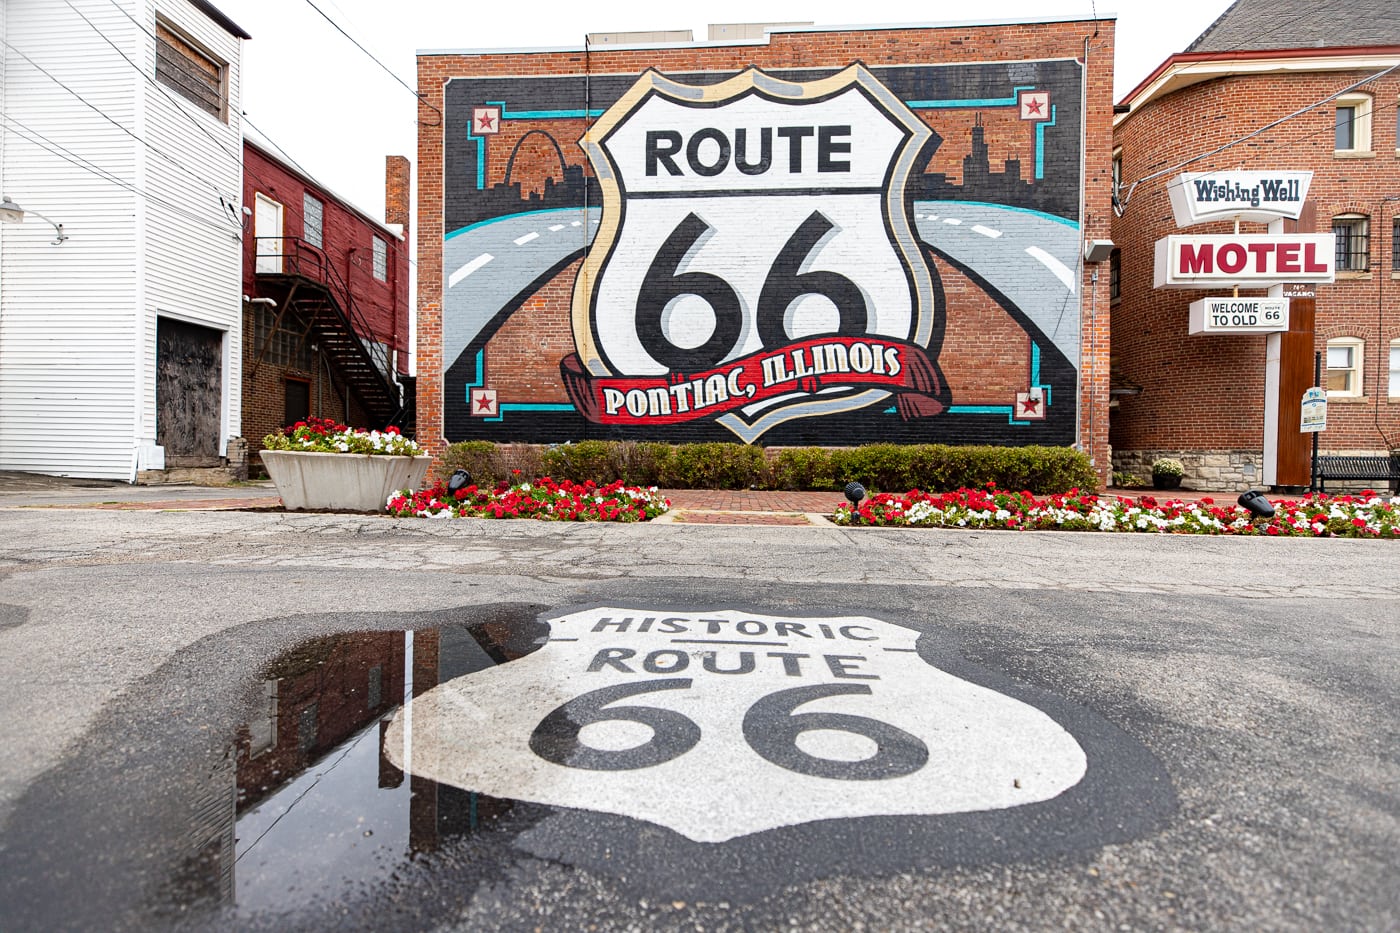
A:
[447, 469, 474, 496]
[1237, 489, 1275, 519]
[844, 482, 866, 508]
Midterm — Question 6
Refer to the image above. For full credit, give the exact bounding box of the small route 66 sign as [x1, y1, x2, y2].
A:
[385, 608, 1086, 843]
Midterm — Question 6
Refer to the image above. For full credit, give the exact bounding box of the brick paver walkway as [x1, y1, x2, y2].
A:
[662, 490, 846, 512]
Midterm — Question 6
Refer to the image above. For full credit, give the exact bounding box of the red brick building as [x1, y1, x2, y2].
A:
[415, 18, 1117, 481]
[1111, 0, 1400, 491]
[241, 139, 414, 460]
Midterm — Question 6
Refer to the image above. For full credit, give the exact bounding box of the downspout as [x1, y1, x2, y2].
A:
[1077, 32, 1091, 475]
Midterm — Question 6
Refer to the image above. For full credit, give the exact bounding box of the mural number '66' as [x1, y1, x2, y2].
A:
[636, 211, 871, 371]
[528, 679, 930, 780]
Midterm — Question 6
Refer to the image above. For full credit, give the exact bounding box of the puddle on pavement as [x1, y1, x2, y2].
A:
[216, 620, 546, 919]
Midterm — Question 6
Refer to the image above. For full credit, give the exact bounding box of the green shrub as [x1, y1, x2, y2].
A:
[768, 447, 840, 490]
[439, 440, 543, 487]
[437, 441, 1096, 494]
[661, 442, 766, 489]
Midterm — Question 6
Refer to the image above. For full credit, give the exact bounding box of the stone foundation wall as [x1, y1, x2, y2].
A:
[1115, 448, 1397, 493]
[1113, 449, 1264, 492]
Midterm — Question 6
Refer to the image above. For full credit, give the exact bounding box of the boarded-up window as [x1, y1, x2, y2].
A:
[156, 20, 226, 121]
[303, 193, 324, 249]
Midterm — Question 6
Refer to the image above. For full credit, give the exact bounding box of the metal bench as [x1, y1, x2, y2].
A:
[1313, 454, 1400, 493]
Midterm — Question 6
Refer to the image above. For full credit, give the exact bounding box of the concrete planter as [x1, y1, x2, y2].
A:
[260, 450, 433, 512]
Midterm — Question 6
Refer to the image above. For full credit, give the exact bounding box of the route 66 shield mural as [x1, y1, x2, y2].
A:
[559, 66, 949, 443]
[384, 607, 1087, 843]
[440, 58, 1086, 448]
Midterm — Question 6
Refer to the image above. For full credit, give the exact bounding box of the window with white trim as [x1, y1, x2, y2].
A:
[1332, 214, 1370, 271]
[372, 235, 387, 282]
[1334, 93, 1372, 153]
[1326, 337, 1364, 397]
[303, 193, 323, 249]
[1390, 339, 1400, 398]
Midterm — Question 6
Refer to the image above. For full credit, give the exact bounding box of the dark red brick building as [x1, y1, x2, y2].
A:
[416, 18, 1118, 482]
[1111, 0, 1400, 490]
[241, 139, 413, 460]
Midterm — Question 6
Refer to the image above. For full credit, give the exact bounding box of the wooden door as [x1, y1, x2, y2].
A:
[157, 318, 223, 467]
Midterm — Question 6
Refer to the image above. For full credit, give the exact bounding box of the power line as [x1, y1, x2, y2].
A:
[102, 0, 234, 109]
[299, 0, 442, 125]
[0, 37, 241, 215]
[1118, 63, 1400, 213]
[64, 0, 417, 272]
[0, 113, 241, 236]
[61, 0, 246, 170]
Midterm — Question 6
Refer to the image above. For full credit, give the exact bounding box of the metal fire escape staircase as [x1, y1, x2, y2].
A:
[252, 237, 406, 428]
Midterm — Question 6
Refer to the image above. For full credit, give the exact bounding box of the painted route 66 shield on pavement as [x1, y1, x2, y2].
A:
[560, 66, 949, 443]
[384, 608, 1086, 843]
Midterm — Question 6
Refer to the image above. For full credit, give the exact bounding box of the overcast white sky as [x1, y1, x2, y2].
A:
[215, 0, 1236, 223]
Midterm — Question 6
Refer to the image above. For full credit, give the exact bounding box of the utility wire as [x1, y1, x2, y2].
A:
[0, 37, 241, 219]
[103, 0, 235, 108]
[72, 0, 417, 271]
[1117, 63, 1400, 213]
[299, 0, 441, 124]
[0, 113, 240, 235]
[61, 0, 244, 170]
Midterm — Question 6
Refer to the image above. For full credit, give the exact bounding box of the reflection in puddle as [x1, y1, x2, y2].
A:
[223, 623, 539, 917]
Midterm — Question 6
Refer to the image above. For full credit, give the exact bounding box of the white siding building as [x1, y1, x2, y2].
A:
[0, 0, 248, 480]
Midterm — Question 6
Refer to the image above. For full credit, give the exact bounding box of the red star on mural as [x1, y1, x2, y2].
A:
[1020, 396, 1041, 415]
[1024, 97, 1044, 116]
[476, 113, 496, 131]
[471, 388, 498, 417]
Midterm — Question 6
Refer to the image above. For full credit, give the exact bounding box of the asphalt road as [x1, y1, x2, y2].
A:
[0, 504, 1396, 931]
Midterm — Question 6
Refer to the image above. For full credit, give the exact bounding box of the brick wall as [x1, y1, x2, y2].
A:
[386, 155, 411, 228]
[240, 305, 374, 470]
[242, 140, 412, 450]
[418, 20, 1116, 481]
[243, 141, 410, 368]
[1112, 65, 1400, 480]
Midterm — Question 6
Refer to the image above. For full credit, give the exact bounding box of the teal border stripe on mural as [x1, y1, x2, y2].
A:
[463, 349, 577, 421]
[904, 85, 1034, 109]
[887, 342, 1047, 423]
[500, 108, 606, 119]
[1034, 105, 1057, 180]
[486, 403, 576, 423]
[936, 200, 1078, 229]
[468, 101, 606, 191]
[445, 207, 580, 242]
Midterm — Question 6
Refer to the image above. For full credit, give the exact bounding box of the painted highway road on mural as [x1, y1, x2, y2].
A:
[441, 201, 1082, 375]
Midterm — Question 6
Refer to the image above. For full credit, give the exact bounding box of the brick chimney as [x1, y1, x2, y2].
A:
[385, 156, 410, 229]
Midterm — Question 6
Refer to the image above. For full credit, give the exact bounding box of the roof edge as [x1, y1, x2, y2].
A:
[244, 137, 406, 241]
[189, 0, 251, 40]
[418, 13, 1116, 57]
[1118, 44, 1400, 111]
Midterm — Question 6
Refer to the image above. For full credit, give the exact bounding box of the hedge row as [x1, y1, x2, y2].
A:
[438, 441, 1098, 495]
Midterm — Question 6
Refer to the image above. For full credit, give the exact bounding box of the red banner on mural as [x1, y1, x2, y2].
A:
[560, 336, 946, 427]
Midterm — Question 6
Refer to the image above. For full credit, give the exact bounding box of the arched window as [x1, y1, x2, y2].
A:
[1335, 93, 1373, 153]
